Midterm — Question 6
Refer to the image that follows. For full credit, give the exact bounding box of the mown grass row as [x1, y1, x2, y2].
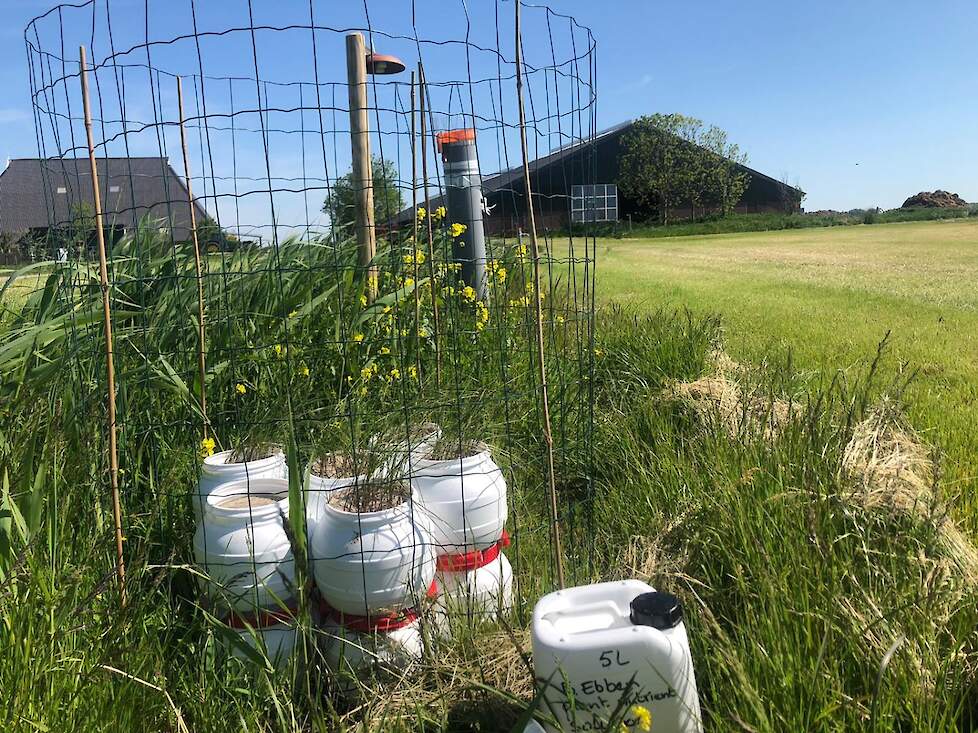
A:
[568, 206, 978, 240]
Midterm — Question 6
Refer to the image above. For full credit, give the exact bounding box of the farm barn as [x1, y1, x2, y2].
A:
[397, 119, 804, 234]
[0, 157, 211, 249]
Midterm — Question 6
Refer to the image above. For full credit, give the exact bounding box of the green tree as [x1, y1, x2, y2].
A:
[323, 156, 404, 236]
[618, 114, 750, 223]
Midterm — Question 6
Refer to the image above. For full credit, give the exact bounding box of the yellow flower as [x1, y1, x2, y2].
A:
[416, 206, 426, 220]
[556, 314, 565, 325]
[235, 383, 247, 395]
[353, 333, 364, 343]
[361, 364, 375, 380]
[404, 277, 415, 288]
[274, 344, 284, 359]
[632, 705, 652, 732]
[414, 248, 426, 265]
[449, 222, 467, 238]
[389, 367, 401, 381]
[432, 206, 447, 222]
[496, 266, 507, 284]
[408, 365, 418, 380]
[417, 326, 429, 338]
[517, 243, 528, 258]
[359, 294, 368, 307]
[399, 328, 409, 337]
[594, 347, 604, 357]
[383, 305, 392, 314]
[461, 285, 476, 302]
[200, 437, 216, 458]
[299, 363, 310, 377]
[288, 310, 298, 319]
[380, 346, 391, 355]
[403, 252, 415, 265]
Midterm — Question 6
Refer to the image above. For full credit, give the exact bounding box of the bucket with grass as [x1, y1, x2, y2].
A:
[193, 478, 295, 612]
[318, 598, 424, 680]
[196, 444, 287, 520]
[310, 481, 436, 615]
[433, 529, 513, 624]
[410, 439, 508, 554]
[305, 451, 371, 538]
[222, 603, 299, 668]
[373, 422, 443, 479]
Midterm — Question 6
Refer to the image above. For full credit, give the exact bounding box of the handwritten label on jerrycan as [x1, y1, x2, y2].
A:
[530, 580, 702, 733]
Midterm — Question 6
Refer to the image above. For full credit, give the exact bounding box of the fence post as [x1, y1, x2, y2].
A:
[176, 76, 210, 439]
[79, 45, 127, 606]
[345, 32, 377, 301]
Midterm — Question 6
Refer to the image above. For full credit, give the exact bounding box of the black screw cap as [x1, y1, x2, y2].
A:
[629, 592, 683, 630]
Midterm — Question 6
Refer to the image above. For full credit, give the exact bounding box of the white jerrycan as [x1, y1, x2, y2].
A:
[530, 579, 702, 733]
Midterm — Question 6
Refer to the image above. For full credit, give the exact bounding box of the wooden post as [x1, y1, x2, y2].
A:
[418, 62, 441, 386]
[345, 32, 377, 301]
[79, 45, 127, 605]
[176, 76, 209, 439]
[514, 4, 565, 589]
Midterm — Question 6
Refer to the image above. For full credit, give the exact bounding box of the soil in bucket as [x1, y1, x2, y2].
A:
[329, 482, 408, 514]
[219, 493, 281, 509]
[226, 443, 278, 464]
[425, 438, 483, 462]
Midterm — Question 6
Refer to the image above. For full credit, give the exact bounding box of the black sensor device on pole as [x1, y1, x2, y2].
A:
[438, 129, 488, 298]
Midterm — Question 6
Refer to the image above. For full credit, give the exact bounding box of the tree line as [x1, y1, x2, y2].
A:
[617, 113, 751, 224]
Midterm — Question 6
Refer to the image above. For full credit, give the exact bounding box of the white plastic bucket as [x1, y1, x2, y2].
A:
[376, 422, 443, 479]
[304, 455, 368, 539]
[193, 478, 295, 612]
[196, 448, 287, 520]
[411, 442, 507, 553]
[434, 548, 513, 624]
[531, 579, 703, 733]
[310, 483, 436, 615]
[223, 607, 298, 668]
[319, 608, 424, 677]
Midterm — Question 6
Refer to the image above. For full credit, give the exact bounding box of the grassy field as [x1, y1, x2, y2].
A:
[595, 218, 978, 528]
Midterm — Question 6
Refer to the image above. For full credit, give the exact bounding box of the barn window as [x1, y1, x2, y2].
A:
[109, 185, 121, 193]
[56, 186, 67, 194]
[570, 184, 617, 223]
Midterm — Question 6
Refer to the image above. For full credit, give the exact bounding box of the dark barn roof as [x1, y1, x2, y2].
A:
[396, 119, 804, 232]
[0, 157, 209, 241]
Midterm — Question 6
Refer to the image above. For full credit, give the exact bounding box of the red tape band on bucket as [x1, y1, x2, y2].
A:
[436, 529, 511, 573]
[317, 579, 436, 633]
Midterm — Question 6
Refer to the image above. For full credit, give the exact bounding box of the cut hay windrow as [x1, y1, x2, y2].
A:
[663, 349, 798, 441]
[842, 399, 978, 587]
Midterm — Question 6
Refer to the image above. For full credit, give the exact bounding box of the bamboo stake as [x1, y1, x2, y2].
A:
[418, 62, 441, 387]
[176, 76, 209, 439]
[410, 72, 422, 376]
[513, 4, 565, 588]
[79, 45, 127, 605]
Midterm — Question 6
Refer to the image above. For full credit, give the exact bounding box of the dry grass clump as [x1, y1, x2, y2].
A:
[343, 627, 534, 730]
[664, 349, 798, 441]
[841, 399, 978, 586]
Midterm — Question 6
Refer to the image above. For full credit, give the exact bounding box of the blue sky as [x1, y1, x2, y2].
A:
[2, 0, 976, 229]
